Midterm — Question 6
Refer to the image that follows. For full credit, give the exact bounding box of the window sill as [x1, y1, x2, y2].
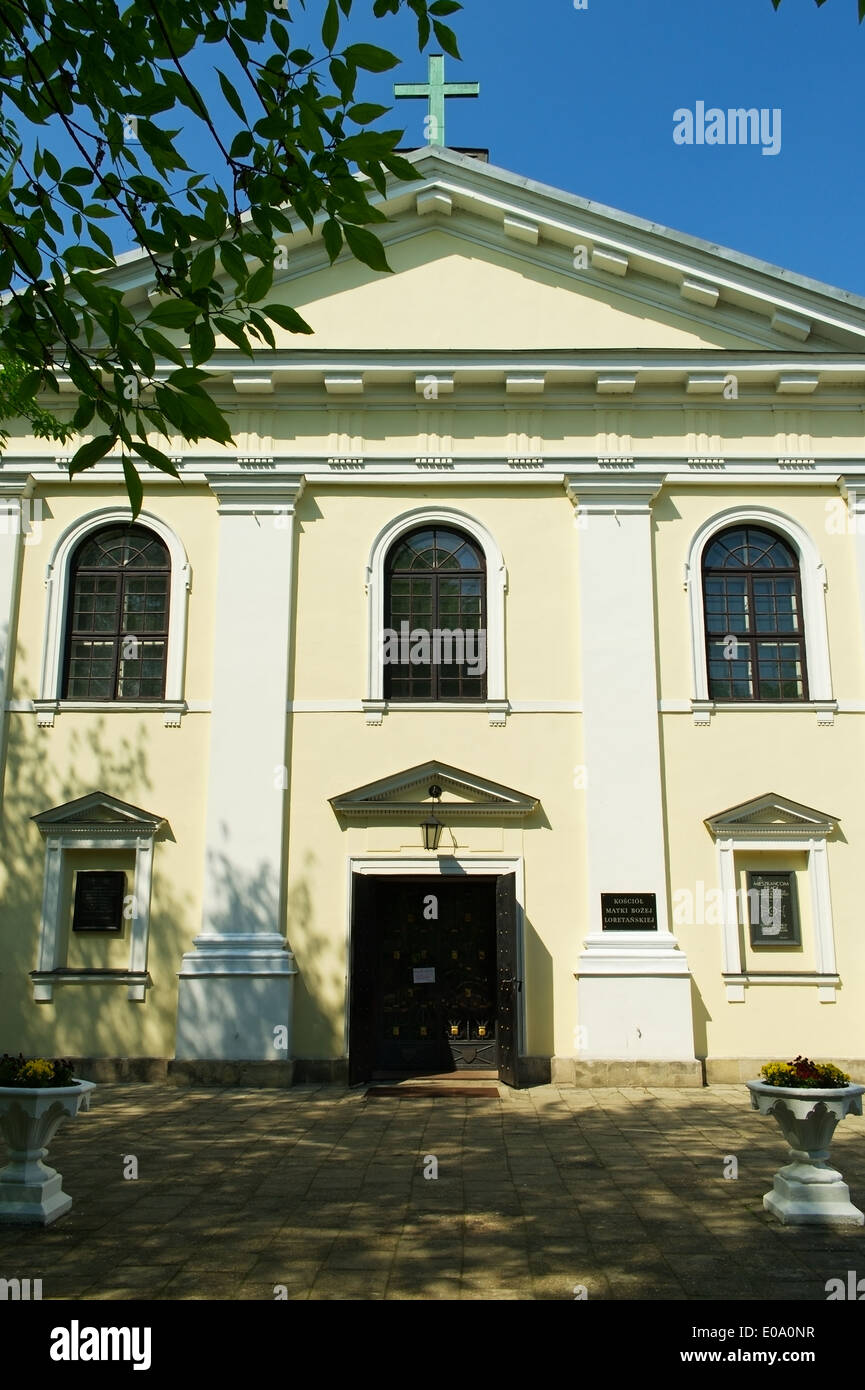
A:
[30, 969, 151, 1003]
[362, 699, 509, 727]
[691, 700, 837, 728]
[723, 971, 839, 1003]
[32, 700, 188, 728]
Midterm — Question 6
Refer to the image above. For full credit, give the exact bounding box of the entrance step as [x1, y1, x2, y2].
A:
[372, 1069, 498, 1081]
[365, 1083, 500, 1099]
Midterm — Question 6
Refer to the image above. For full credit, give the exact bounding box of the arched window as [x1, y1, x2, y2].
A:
[383, 525, 487, 701]
[62, 525, 171, 700]
[701, 524, 808, 701]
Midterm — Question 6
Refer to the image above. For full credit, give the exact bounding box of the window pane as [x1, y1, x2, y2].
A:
[704, 577, 749, 634]
[753, 578, 800, 633]
[707, 641, 753, 699]
[757, 642, 804, 699]
[66, 640, 115, 698]
[117, 641, 166, 698]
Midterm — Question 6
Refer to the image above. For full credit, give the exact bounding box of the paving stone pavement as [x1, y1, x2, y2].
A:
[1, 1082, 863, 1301]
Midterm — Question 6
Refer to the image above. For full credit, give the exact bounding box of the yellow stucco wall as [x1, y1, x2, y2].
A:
[2, 215, 864, 1072]
[3, 470, 864, 1066]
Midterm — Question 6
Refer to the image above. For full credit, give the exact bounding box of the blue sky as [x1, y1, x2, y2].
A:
[350, 0, 865, 295]
[19, 0, 865, 295]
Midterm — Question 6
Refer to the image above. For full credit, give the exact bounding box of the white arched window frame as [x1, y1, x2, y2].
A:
[364, 507, 507, 725]
[685, 506, 833, 722]
[36, 508, 191, 727]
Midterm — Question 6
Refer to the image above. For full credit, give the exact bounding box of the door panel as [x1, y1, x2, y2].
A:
[374, 879, 497, 1074]
[495, 872, 520, 1087]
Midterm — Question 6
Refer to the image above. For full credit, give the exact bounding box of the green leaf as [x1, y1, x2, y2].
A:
[66, 244, 114, 271]
[322, 218, 343, 262]
[220, 240, 248, 286]
[201, 192, 227, 239]
[69, 432, 116, 475]
[343, 43, 400, 73]
[148, 298, 201, 329]
[140, 326, 188, 369]
[216, 69, 247, 124]
[121, 455, 144, 517]
[132, 440, 180, 478]
[382, 152, 422, 181]
[230, 130, 254, 159]
[173, 388, 233, 443]
[430, 0, 462, 13]
[432, 20, 461, 59]
[322, 0, 340, 50]
[190, 320, 216, 364]
[348, 103, 390, 125]
[212, 316, 255, 356]
[261, 303, 314, 335]
[63, 166, 94, 187]
[43, 148, 62, 181]
[189, 246, 217, 293]
[72, 397, 96, 431]
[246, 262, 275, 302]
[342, 222, 392, 273]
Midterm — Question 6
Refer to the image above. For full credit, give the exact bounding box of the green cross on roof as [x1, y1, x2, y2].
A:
[394, 53, 479, 149]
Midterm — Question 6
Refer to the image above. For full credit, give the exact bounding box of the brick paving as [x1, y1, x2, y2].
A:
[1, 1082, 863, 1300]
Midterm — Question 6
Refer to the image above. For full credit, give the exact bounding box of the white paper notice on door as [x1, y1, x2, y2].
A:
[413, 967, 435, 984]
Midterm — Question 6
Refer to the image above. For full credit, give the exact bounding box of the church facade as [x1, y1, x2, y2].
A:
[2, 146, 865, 1086]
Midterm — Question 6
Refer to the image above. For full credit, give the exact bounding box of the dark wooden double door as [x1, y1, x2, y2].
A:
[349, 874, 520, 1086]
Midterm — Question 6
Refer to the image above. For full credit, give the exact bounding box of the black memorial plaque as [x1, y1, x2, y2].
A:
[72, 870, 126, 932]
[601, 892, 658, 931]
[746, 870, 800, 947]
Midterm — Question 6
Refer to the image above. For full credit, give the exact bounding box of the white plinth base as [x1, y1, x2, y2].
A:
[175, 934, 298, 1061]
[763, 1161, 865, 1227]
[0, 1165, 71, 1225]
[577, 931, 696, 1061]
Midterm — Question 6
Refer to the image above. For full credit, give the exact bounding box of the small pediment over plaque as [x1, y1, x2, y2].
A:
[601, 893, 658, 931]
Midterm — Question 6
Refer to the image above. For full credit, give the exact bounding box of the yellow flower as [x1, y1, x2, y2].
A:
[17, 1059, 55, 1083]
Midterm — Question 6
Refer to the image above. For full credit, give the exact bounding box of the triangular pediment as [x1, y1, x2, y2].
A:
[33, 791, 166, 836]
[330, 760, 538, 819]
[705, 793, 838, 839]
[112, 148, 865, 359]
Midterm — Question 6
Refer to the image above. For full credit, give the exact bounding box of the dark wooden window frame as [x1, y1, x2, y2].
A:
[384, 525, 488, 702]
[702, 525, 809, 703]
[62, 525, 171, 702]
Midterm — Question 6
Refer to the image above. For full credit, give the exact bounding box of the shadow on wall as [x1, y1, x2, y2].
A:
[0, 660, 192, 1058]
[286, 850, 349, 1064]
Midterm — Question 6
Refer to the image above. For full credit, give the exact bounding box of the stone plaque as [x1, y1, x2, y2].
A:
[601, 892, 658, 931]
[72, 871, 126, 932]
[746, 871, 800, 947]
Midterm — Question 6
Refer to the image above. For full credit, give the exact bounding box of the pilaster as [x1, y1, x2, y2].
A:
[0, 474, 35, 808]
[567, 473, 696, 1062]
[175, 472, 304, 1062]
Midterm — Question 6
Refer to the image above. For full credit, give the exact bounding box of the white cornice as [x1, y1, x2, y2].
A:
[2, 457, 858, 488]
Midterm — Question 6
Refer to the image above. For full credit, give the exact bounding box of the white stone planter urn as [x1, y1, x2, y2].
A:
[0, 1080, 96, 1225]
[747, 1079, 864, 1227]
